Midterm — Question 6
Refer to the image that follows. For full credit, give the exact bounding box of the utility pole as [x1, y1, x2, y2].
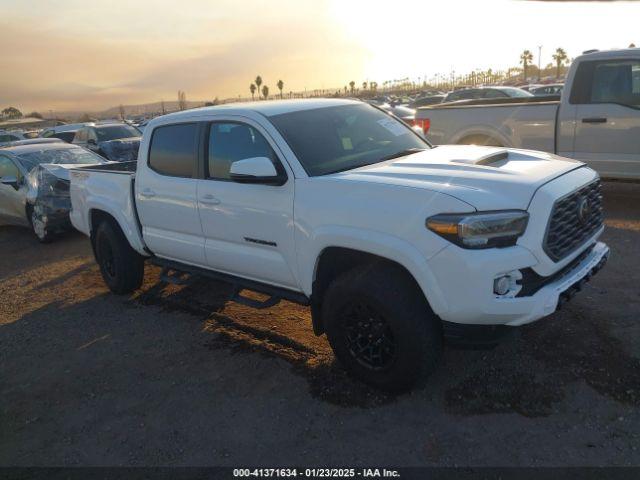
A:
[538, 45, 542, 82]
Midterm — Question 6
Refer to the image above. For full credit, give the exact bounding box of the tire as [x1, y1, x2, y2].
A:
[94, 220, 144, 294]
[28, 205, 54, 243]
[322, 262, 442, 392]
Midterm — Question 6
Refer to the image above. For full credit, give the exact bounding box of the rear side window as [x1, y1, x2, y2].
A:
[571, 59, 640, 108]
[148, 123, 198, 177]
[207, 122, 280, 180]
[484, 89, 508, 99]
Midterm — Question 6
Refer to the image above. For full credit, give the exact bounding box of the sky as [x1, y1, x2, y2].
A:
[1, 0, 639, 113]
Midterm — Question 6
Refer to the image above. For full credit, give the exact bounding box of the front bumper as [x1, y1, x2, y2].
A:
[427, 241, 609, 326]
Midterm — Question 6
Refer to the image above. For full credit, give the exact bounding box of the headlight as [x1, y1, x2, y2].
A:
[426, 210, 529, 249]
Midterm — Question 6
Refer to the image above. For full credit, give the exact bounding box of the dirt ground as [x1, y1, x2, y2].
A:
[1, 182, 639, 467]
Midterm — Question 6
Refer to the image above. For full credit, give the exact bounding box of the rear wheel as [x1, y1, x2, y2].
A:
[94, 220, 144, 294]
[322, 262, 442, 392]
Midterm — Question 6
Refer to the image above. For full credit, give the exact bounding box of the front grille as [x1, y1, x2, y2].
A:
[544, 179, 603, 261]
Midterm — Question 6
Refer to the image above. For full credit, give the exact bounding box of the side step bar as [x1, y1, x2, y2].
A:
[150, 258, 310, 309]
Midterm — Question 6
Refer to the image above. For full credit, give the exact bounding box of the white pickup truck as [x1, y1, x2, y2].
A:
[70, 99, 609, 391]
[415, 48, 640, 180]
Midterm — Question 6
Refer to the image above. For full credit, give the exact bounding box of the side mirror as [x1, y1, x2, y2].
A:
[229, 157, 285, 185]
[87, 138, 97, 146]
[1, 175, 19, 190]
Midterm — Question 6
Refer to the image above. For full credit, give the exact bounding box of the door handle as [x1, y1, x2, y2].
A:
[139, 188, 156, 198]
[582, 117, 607, 124]
[200, 194, 220, 205]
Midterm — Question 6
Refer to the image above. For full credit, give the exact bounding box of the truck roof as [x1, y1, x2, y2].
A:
[154, 98, 362, 123]
[577, 47, 640, 61]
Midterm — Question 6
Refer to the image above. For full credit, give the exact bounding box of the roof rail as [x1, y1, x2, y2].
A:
[582, 49, 599, 54]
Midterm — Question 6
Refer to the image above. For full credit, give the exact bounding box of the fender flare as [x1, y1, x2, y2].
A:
[450, 125, 512, 147]
[85, 199, 147, 256]
[301, 226, 449, 316]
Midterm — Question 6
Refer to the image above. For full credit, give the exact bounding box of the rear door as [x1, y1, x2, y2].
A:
[570, 57, 640, 179]
[196, 118, 298, 289]
[135, 122, 206, 266]
[0, 154, 27, 226]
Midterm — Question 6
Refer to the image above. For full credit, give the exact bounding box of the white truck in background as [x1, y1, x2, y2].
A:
[69, 99, 609, 391]
[415, 48, 640, 180]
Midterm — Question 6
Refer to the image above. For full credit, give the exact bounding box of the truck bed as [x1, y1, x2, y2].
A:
[425, 95, 560, 109]
[73, 160, 138, 173]
[69, 160, 147, 255]
[416, 97, 560, 153]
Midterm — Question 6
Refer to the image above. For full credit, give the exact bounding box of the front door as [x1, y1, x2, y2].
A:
[572, 57, 640, 179]
[196, 120, 299, 289]
[0, 155, 27, 226]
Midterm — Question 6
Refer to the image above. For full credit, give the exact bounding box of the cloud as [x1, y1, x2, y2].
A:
[0, 0, 367, 112]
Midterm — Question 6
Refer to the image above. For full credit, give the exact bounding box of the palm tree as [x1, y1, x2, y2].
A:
[277, 79, 284, 99]
[250, 83, 256, 100]
[255, 75, 263, 99]
[552, 48, 568, 79]
[520, 50, 533, 81]
[349, 81, 355, 95]
[262, 85, 269, 100]
[362, 81, 367, 91]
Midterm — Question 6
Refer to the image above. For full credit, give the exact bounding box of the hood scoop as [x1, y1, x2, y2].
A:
[450, 149, 509, 167]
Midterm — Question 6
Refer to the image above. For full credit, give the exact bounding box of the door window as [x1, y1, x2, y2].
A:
[0, 156, 20, 178]
[0, 134, 20, 142]
[207, 122, 280, 180]
[148, 123, 198, 177]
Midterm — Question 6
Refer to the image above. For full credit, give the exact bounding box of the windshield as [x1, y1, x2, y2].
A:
[95, 125, 140, 142]
[270, 104, 429, 176]
[17, 147, 105, 170]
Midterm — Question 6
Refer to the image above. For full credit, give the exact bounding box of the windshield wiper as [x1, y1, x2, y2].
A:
[379, 148, 427, 162]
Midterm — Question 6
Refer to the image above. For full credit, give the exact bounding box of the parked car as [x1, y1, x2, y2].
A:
[0, 138, 64, 148]
[72, 123, 142, 162]
[0, 143, 107, 242]
[529, 83, 564, 97]
[40, 123, 93, 143]
[70, 99, 608, 391]
[377, 103, 416, 124]
[409, 95, 445, 108]
[443, 86, 533, 102]
[0, 130, 28, 144]
[415, 48, 640, 179]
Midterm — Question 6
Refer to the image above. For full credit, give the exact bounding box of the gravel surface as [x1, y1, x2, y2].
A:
[1, 181, 639, 467]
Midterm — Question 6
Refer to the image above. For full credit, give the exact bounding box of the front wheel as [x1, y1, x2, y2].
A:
[94, 220, 145, 294]
[322, 262, 442, 392]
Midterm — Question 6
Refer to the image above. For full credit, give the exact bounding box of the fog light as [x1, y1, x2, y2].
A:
[494, 276, 511, 295]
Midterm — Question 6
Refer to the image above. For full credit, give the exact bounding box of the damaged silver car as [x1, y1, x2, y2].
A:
[0, 142, 108, 242]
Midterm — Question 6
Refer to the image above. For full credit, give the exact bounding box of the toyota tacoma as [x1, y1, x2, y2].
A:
[69, 99, 609, 391]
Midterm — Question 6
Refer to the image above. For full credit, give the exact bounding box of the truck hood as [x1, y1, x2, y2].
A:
[331, 145, 585, 210]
